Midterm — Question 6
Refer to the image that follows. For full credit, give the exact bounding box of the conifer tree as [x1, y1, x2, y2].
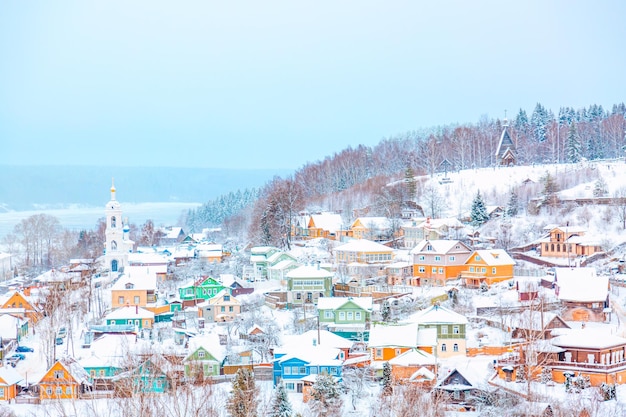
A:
[566, 123, 582, 163]
[227, 368, 258, 417]
[269, 383, 292, 417]
[506, 189, 519, 217]
[308, 373, 343, 417]
[381, 362, 393, 396]
[381, 301, 391, 322]
[470, 190, 489, 227]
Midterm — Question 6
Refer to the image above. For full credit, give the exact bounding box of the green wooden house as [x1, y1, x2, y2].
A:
[183, 337, 225, 380]
[317, 296, 373, 340]
[286, 265, 333, 307]
[178, 276, 227, 302]
[104, 305, 155, 329]
[79, 355, 122, 386]
[115, 359, 169, 394]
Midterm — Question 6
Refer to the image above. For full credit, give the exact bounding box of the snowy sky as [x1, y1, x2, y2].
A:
[1, 1, 625, 170]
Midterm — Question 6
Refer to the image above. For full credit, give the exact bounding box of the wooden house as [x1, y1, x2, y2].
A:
[0, 367, 22, 401]
[460, 249, 515, 288]
[388, 348, 437, 386]
[1, 291, 42, 324]
[317, 296, 372, 340]
[286, 265, 333, 307]
[38, 358, 92, 400]
[197, 289, 241, 323]
[538, 226, 602, 259]
[553, 267, 609, 322]
[110, 266, 158, 309]
[410, 240, 472, 286]
[414, 304, 467, 358]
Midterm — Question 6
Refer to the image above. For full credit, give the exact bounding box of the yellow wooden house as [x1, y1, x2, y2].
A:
[0, 291, 42, 324]
[0, 367, 22, 401]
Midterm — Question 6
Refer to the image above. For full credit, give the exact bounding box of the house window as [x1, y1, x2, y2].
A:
[419, 266, 425, 273]
[453, 326, 459, 334]
[221, 306, 225, 312]
[375, 349, 383, 359]
[99, 370, 105, 377]
[432, 267, 437, 273]
[54, 370, 64, 379]
[453, 344, 459, 352]
[475, 255, 481, 261]
[118, 296, 124, 305]
[134, 296, 140, 305]
[299, 367, 306, 375]
[224, 295, 230, 301]
[492, 267, 496, 275]
[330, 367, 337, 375]
[66, 386, 72, 395]
[229, 306, 234, 312]
[310, 366, 318, 374]
[111, 216, 117, 228]
[111, 240, 117, 250]
[481, 267, 486, 273]
[419, 255, 425, 261]
[339, 312, 346, 320]
[296, 293, 302, 300]
[355, 312, 362, 320]
[441, 344, 447, 352]
[441, 327, 448, 335]
[46, 387, 52, 396]
[434, 256, 441, 261]
[284, 367, 291, 375]
[453, 390, 461, 400]
[469, 267, 474, 272]
[90, 370, 96, 377]
[438, 268, 444, 274]
[449, 256, 455, 261]
[198, 351, 205, 358]
[347, 312, 353, 320]
[0, 388, 4, 398]
[324, 311, 333, 319]
[285, 383, 295, 391]
[56, 387, 62, 395]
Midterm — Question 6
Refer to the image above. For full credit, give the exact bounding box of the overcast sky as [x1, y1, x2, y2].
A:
[1, 1, 624, 171]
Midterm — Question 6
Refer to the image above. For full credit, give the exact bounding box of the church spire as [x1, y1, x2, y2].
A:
[110, 178, 116, 201]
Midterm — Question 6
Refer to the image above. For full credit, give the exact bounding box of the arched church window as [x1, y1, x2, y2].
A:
[111, 216, 117, 228]
[111, 259, 118, 272]
[111, 241, 118, 250]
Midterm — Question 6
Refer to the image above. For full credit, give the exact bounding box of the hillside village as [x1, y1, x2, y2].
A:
[1, 158, 626, 416]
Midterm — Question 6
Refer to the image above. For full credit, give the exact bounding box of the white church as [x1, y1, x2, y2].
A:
[104, 180, 134, 273]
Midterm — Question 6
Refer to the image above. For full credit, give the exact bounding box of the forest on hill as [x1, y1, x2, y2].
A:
[184, 102, 626, 247]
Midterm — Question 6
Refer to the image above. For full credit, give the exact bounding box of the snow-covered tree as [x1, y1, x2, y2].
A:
[566, 123, 582, 163]
[227, 368, 258, 417]
[593, 177, 608, 197]
[381, 362, 393, 396]
[506, 189, 519, 217]
[470, 190, 489, 227]
[268, 383, 292, 417]
[308, 373, 343, 417]
[531, 102, 550, 143]
[381, 301, 391, 322]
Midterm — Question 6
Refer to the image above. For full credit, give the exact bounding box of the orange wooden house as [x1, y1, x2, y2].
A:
[0, 367, 23, 401]
[460, 249, 515, 288]
[388, 348, 437, 386]
[38, 358, 92, 400]
[0, 291, 42, 324]
[410, 240, 472, 286]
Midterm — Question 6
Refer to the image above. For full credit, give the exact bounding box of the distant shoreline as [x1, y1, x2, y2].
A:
[0, 201, 202, 239]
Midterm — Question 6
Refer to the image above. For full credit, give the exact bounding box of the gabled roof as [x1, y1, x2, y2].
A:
[495, 124, 515, 159]
[316, 297, 373, 311]
[351, 217, 391, 230]
[105, 305, 155, 320]
[410, 239, 470, 255]
[111, 267, 158, 291]
[413, 304, 468, 325]
[368, 323, 419, 348]
[470, 249, 515, 266]
[41, 358, 91, 386]
[309, 213, 344, 232]
[286, 265, 333, 279]
[388, 348, 436, 366]
[551, 329, 626, 350]
[554, 267, 608, 302]
[279, 329, 354, 351]
[183, 334, 226, 363]
[276, 346, 342, 366]
[0, 367, 23, 386]
[334, 239, 393, 253]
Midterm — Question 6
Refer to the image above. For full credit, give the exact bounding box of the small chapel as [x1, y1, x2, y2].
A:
[104, 180, 134, 273]
[495, 117, 516, 166]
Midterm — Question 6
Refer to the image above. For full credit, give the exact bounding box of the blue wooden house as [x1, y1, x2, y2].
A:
[272, 346, 343, 393]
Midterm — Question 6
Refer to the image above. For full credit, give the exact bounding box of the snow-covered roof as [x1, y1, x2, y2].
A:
[352, 217, 391, 230]
[0, 367, 23, 385]
[184, 334, 226, 362]
[410, 239, 468, 255]
[277, 346, 342, 366]
[128, 252, 169, 265]
[551, 328, 626, 350]
[105, 305, 155, 320]
[286, 264, 333, 279]
[388, 348, 436, 366]
[111, 267, 158, 291]
[0, 314, 28, 338]
[310, 213, 344, 232]
[412, 304, 468, 325]
[554, 267, 608, 302]
[472, 249, 515, 266]
[334, 239, 393, 253]
[279, 330, 354, 351]
[316, 296, 373, 311]
[368, 323, 419, 348]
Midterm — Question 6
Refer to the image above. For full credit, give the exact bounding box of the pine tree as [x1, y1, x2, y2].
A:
[227, 368, 258, 417]
[381, 301, 391, 322]
[541, 171, 560, 212]
[404, 166, 417, 201]
[308, 373, 343, 417]
[470, 190, 489, 227]
[531, 102, 550, 143]
[269, 383, 292, 417]
[593, 177, 608, 197]
[506, 189, 519, 217]
[566, 123, 582, 163]
[381, 362, 392, 396]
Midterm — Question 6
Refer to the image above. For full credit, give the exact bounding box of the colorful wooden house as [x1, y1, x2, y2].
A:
[250, 246, 298, 281]
[272, 346, 343, 393]
[38, 358, 92, 400]
[115, 359, 170, 394]
[0, 291, 42, 324]
[433, 368, 484, 411]
[182, 335, 225, 381]
[317, 296, 372, 340]
[178, 276, 227, 305]
[79, 354, 123, 391]
[0, 367, 22, 401]
[110, 266, 158, 309]
[410, 240, 472, 286]
[368, 323, 421, 371]
[402, 217, 464, 248]
[104, 305, 155, 330]
[388, 348, 437, 386]
[553, 267, 609, 322]
[294, 212, 344, 240]
[414, 304, 467, 358]
[286, 265, 333, 307]
[538, 225, 602, 259]
[345, 217, 392, 241]
[460, 249, 515, 288]
[197, 289, 241, 323]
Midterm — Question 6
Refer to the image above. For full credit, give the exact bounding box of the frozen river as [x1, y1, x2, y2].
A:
[0, 202, 202, 238]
